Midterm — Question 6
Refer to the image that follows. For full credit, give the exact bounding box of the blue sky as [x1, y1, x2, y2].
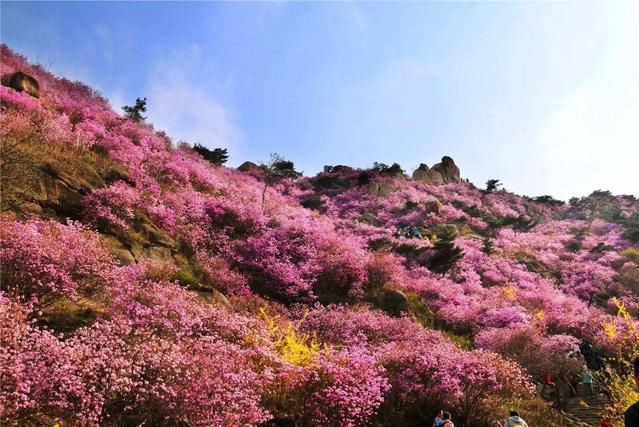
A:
[2, 2, 637, 199]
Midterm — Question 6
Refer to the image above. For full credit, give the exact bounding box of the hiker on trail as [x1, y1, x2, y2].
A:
[408, 225, 422, 239]
[625, 356, 639, 427]
[543, 373, 554, 386]
[540, 373, 557, 402]
[503, 410, 529, 427]
[441, 412, 454, 426]
[582, 366, 594, 397]
[567, 373, 580, 397]
[432, 409, 444, 427]
[580, 340, 594, 367]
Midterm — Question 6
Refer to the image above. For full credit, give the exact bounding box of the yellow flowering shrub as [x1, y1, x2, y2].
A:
[260, 307, 321, 366]
[503, 285, 516, 300]
[598, 298, 639, 426]
[621, 248, 639, 264]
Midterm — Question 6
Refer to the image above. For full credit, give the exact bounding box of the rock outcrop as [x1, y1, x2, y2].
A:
[2, 71, 40, 98]
[366, 288, 409, 317]
[4, 148, 177, 266]
[412, 163, 430, 181]
[367, 180, 394, 197]
[379, 289, 409, 316]
[330, 165, 353, 173]
[412, 156, 461, 185]
[42, 163, 177, 264]
[237, 161, 265, 178]
[432, 156, 460, 183]
[237, 161, 261, 173]
[423, 199, 443, 215]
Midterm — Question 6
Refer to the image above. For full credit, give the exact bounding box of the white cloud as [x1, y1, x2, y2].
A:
[145, 46, 242, 152]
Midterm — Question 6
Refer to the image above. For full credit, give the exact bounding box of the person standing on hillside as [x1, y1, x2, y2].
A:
[432, 409, 444, 427]
[503, 410, 529, 427]
[441, 412, 454, 427]
[625, 357, 639, 427]
[582, 366, 594, 397]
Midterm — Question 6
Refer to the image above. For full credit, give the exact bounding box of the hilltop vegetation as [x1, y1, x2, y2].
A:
[1, 45, 638, 426]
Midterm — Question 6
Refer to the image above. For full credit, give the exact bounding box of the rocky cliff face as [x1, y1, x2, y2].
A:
[412, 156, 461, 185]
[1, 141, 178, 267]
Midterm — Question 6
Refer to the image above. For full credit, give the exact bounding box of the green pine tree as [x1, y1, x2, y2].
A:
[193, 144, 229, 165]
[122, 97, 147, 121]
[427, 227, 464, 276]
[484, 179, 501, 193]
[623, 212, 639, 243]
[481, 236, 494, 255]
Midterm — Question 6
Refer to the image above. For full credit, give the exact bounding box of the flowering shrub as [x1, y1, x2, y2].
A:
[597, 298, 639, 425]
[82, 181, 141, 232]
[475, 326, 581, 380]
[0, 295, 104, 425]
[261, 307, 390, 425]
[0, 276, 272, 426]
[298, 306, 534, 424]
[279, 349, 389, 426]
[0, 217, 113, 303]
[237, 222, 324, 302]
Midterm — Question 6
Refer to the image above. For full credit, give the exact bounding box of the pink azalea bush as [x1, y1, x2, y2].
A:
[298, 306, 534, 423]
[271, 348, 390, 426]
[0, 216, 113, 303]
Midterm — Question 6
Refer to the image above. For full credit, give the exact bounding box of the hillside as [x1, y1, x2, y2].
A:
[1, 45, 638, 426]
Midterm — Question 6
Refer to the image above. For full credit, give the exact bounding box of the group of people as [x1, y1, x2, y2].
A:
[432, 410, 528, 427]
[427, 356, 639, 426]
[541, 365, 595, 403]
[395, 224, 423, 239]
[538, 340, 605, 410]
[580, 340, 605, 371]
[431, 410, 454, 427]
